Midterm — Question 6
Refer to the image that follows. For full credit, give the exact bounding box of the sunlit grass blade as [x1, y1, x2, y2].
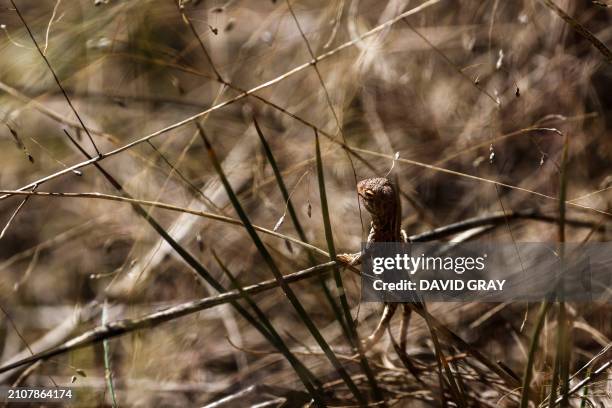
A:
[522, 132, 571, 408]
[102, 301, 118, 408]
[199, 124, 367, 405]
[314, 129, 384, 404]
[520, 300, 552, 408]
[548, 131, 571, 408]
[211, 250, 325, 405]
[253, 117, 352, 341]
[557, 132, 571, 407]
[579, 367, 592, 408]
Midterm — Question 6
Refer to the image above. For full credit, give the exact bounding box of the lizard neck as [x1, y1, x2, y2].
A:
[370, 196, 401, 242]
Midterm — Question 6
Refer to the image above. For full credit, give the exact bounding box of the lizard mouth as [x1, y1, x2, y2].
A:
[356, 187, 367, 199]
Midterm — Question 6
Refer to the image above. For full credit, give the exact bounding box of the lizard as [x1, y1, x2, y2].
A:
[338, 177, 412, 351]
[339, 179, 525, 392]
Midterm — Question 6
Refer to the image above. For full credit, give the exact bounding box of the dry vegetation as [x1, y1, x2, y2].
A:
[0, 0, 611, 406]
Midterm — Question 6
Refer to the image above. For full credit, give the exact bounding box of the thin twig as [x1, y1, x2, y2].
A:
[351, 147, 612, 217]
[10, 0, 101, 155]
[43, 0, 61, 55]
[0, 192, 31, 240]
[0, 189, 332, 259]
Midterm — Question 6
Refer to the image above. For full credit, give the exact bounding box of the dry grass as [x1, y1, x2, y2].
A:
[0, 0, 610, 406]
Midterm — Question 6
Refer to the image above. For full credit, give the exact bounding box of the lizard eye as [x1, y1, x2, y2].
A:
[363, 189, 375, 198]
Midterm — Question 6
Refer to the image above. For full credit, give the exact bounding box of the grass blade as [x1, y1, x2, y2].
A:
[199, 125, 367, 405]
[520, 301, 552, 408]
[102, 301, 118, 408]
[314, 129, 384, 404]
[579, 367, 592, 408]
[540, 0, 612, 65]
[253, 117, 352, 342]
[557, 132, 571, 407]
[548, 131, 571, 408]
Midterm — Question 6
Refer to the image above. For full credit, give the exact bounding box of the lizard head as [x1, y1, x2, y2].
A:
[357, 177, 397, 217]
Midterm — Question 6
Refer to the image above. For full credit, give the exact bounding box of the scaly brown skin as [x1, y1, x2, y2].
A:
[338, 177, 411, 351]
[340, 185, 524, 387]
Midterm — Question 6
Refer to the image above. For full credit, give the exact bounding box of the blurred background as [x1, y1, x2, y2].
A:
[0, 0, 610, 406]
